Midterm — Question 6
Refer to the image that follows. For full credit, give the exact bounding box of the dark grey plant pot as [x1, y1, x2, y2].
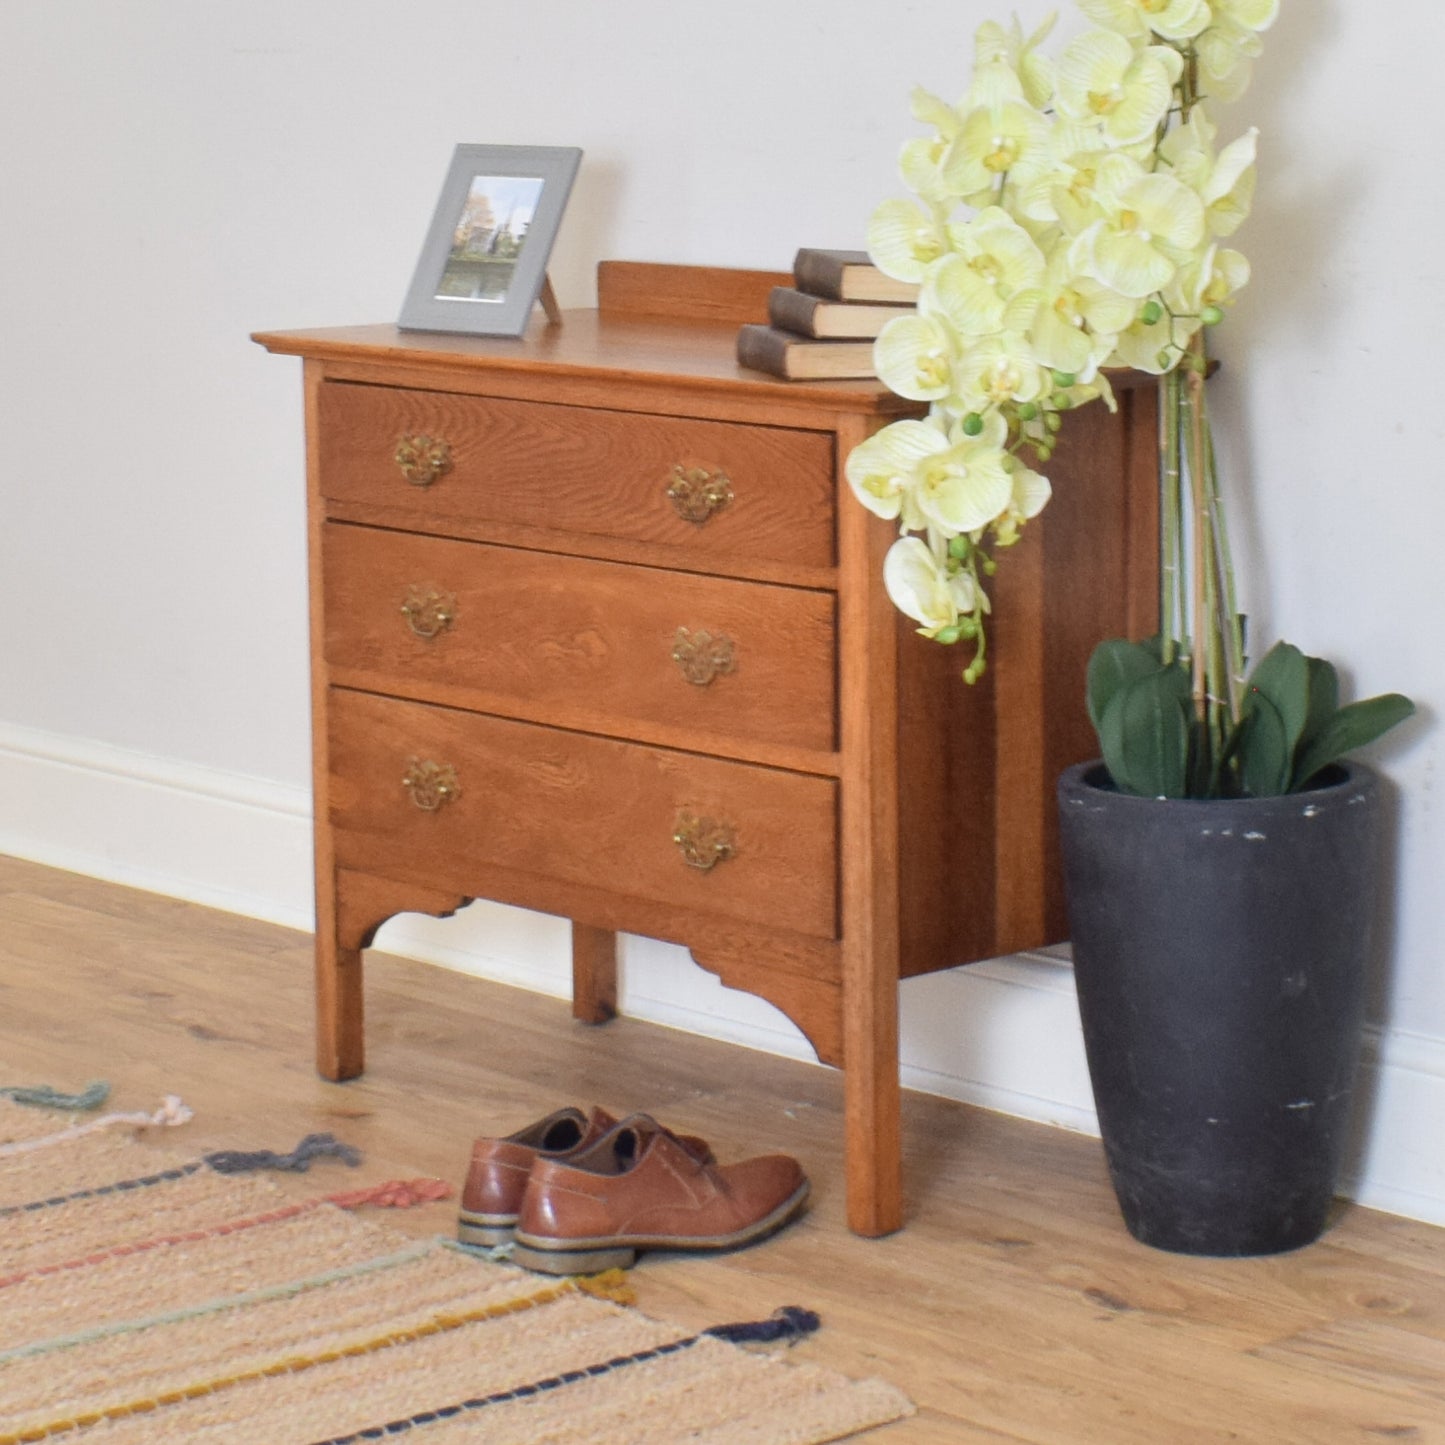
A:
[1056, 760, 1383, 1256]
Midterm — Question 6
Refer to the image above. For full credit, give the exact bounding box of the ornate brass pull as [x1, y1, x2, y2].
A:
[394, 434, 453, 487]
[665, 465, 733, 524]
[671, 628, 736, 686]
[402, 758, 460, 812]
[400, 585, 457, 640]
[672, 810, 736, 872]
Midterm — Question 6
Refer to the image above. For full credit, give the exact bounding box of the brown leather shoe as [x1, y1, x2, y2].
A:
[457, 1107, 713, 1247]
[510, 1115, 809, 1274]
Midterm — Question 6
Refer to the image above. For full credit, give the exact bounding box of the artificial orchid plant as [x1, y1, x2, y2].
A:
[846, 0, 1412, 798]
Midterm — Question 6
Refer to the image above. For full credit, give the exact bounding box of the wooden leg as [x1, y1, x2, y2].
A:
[843, 949, 903, 1236]
[571, 922, 618, 1024]
[316, 928, 365, 1081]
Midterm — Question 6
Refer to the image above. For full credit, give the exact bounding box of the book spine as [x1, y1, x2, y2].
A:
[736, 323, 795, 379]
[767, 287, 826, 337]
[791, 249, 853, 301]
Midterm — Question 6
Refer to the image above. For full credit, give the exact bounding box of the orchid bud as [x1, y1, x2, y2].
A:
[963, 658, 987, 684]
[1017, 402, 1039, 421]
[1201, 304, 1224, 326]
[958, 617, 979, 639]
[962, 412, 984, 437]
[1140, 300, 1163, 326]
[948, 534, 970, 560]
[935, 624, 963, 644]
[1044, 411, 1063, 432]
[1051, 369, 1076, 388]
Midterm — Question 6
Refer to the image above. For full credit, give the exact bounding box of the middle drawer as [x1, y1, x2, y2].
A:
[322, 522, 837, 753]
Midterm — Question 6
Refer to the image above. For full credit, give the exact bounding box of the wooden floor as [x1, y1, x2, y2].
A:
[2, 852, 1443, 1442]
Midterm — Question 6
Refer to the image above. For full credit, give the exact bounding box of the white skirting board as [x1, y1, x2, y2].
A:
[2, 717, 1442, 1228]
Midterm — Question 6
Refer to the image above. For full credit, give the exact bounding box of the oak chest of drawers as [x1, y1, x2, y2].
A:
[255, 262, 1157, 1236]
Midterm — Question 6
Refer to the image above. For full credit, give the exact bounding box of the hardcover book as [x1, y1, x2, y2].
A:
[791, 248, 919, 304]
[767, 286, 914, 340]
[736, 324, 877, 381]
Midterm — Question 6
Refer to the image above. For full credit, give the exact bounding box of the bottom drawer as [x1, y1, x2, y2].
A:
[327, 690, 839, 940]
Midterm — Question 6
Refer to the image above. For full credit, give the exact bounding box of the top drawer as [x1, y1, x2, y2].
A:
[316, 382, 837, 569]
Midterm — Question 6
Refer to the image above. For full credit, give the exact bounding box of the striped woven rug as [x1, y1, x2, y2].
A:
[0, 1094, 911, 1443]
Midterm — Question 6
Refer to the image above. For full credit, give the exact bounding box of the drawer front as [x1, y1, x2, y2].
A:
[316, 382, 836, 568]
[322, 523, 836, 752]
[328, 690, 839, 940]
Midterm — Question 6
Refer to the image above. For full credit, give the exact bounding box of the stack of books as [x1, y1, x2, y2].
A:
[736, 249, 919, 380]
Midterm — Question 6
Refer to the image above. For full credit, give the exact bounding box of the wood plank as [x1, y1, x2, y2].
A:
[835, 412, 903, 1236]
[597, 260, 788, 325]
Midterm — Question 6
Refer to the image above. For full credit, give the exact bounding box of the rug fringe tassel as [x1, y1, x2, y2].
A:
[574, 1268, 636, 1306]
[0, 1096, 191, 1161]
[704, 1305, 821, 1346]
[327, 1178, 453, 1209]
[204, 1132, 361, 1174]
[0, 1081, 110, 1111]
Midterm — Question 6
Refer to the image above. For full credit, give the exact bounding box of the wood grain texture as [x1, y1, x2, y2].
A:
[321, 521, 838, 753]
[327, 688, 840, 941]
[597, 260, 787, 324]
[836, 413, 904, 1237]
[569, 921, 617, 1024]
[254, 314, 922, 417]
[894, 388, 1160, 973]
[316, 380, 838, 570]
[5, 853, 1443, 1445]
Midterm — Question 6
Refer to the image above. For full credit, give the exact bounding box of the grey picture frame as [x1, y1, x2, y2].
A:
[398, 144, 582, 337]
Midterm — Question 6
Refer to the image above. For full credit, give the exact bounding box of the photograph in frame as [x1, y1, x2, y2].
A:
[399, 144, 581, 336]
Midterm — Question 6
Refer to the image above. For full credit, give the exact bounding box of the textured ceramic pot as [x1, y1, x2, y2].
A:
[1056, 761, 1384, 1255]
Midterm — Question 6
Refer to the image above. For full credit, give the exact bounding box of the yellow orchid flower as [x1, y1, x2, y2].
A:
[1075, 153, 1205, 298]
[1163, 113, 1259, 237]
[942, 99, 1053, 203]
[868, 198, 950, 283]
[912, 415, 1017, 536]
[1025, 252, 1137, 375]
[900, 87, 968, 205]
[844, 418, 950, 530]
[924, 207, 1048, 337]
[1077, 0, 1212, 43]
[1165, 243, 1250, 315]
[970, 12, 1059, 111]
[1196, 17, 1265, 102]
[883, 536, 981, 638]
[952, 334, 1052, 415]
[993, 464, 1054, 547]
[874, 314, 958, 402]
[1056, 29, 1183, 147]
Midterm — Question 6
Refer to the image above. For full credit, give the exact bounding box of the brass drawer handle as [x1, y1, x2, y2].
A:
[402, 758, 460, 811]
[673, 810, 736, 871]
[394, 434, 453, 487]
[671, 627, 736, 686]
[400, 586, 457, 639]
[665, 465, 733, 524]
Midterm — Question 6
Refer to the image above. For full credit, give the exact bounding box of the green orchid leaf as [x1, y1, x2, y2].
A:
[1244, 641, 1312, 756]
[1087, 639, 1164, 734]
[1239, 688, 1292, 797]
[1099, 666, 1191, 798]
[1292, 693, 1417, 791]
[1298, 654, 1340, 757]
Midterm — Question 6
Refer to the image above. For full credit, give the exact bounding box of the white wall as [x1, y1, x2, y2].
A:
[2, 1, 1441, 1223]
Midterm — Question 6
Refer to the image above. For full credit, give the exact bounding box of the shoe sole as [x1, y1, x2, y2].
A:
[509, 1179, 810, 1275]
[457, 1209, 517, 1248]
